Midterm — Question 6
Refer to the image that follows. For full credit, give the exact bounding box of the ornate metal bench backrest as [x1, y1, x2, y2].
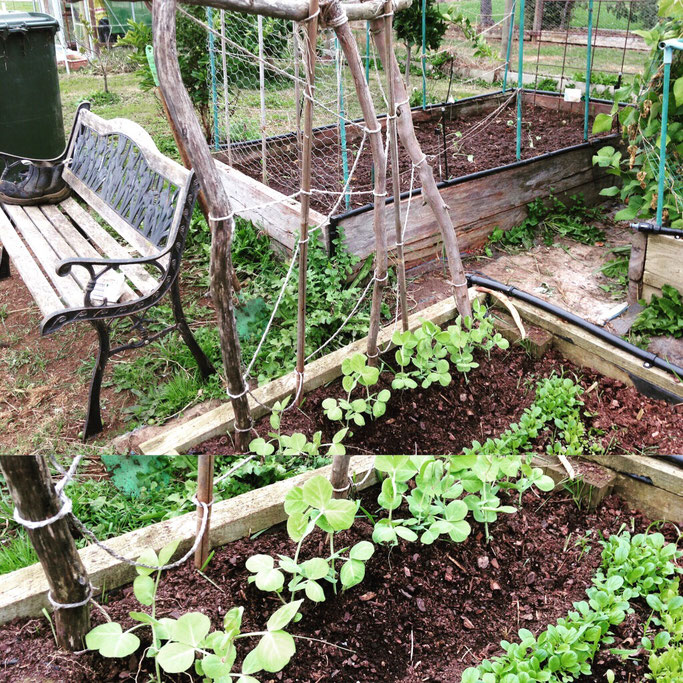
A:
[63, 108, 195, 252]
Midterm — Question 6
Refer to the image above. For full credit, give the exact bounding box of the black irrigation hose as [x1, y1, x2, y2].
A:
[631, 222, 683, 239]
[466, 273, 683, 380]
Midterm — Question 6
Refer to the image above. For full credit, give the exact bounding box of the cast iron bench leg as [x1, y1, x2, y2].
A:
[0, 247, 9, 280]
[171, 278, 216, 380]
[83, 319, 110, 441]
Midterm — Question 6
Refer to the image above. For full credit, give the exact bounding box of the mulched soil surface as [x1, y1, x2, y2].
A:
[194, 345, 683, 455]
[1, 487, 679, 682]
[234, 100, 616, 215]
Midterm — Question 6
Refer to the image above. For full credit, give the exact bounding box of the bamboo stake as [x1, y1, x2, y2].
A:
[295, 0, 319, 397]
[331, 455, 352, 499]
[195, 455, 215, 569]
[0, 456, 90, 650]
[324, 0, 387, 365]
[383, 1, 409, 331]
[154, 0, 252, 451]
[370, 23, 472, 318]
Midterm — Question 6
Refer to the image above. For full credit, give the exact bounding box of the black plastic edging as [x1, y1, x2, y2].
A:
[631, 221, 683, 239]
[330, 133, 620, 227]
[466, 273, 683, 381]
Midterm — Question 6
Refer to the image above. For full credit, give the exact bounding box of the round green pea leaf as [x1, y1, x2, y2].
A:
[395, 526, 419, 542]
[133, 574, 156, 606]
[300, 557, 330, 580]
[202, 652, 234, 679]
[302, 476, 333, 509]
[284, 486, 308, 515]
[246, 554, 274, 573]
[171, 612, 211, 648]
[157, 641, 196, 674]
[535, 475, 556, 492]
[135, 547, 159, 576]
[305, 580, 326, 602]
[322, 498, 357, 531]
[373, 520, 398, 544]
[340, 559, 366, 588]
[349, 541, 375, 561]
[255, 568, 285, 593]
[243, 631, 296, 675]
[287, 512, 310, 542]
[86, 622, 141, 658]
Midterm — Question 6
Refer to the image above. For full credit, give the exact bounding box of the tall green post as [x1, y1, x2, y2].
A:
[207, 8, 220, 151]
[656, 45, 673, 227]
[583, 0, 594, 141]
[421, 0, 427, 109]
[516, 0, 525, 160]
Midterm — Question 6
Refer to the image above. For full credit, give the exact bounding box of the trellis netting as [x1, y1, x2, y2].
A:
[202, 1, 658, 219]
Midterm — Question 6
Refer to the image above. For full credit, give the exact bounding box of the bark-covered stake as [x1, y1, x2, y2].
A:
[331, 455, 352, 499]
[0, 456, 91, 650]
[195, 455, 216, 569]
[153, 0, 252, 451]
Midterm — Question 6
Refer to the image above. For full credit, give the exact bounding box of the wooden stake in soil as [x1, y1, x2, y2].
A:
[0, 456, 90, 651]
[153, 0, 252, 450]
[195, 455, 216, 569]
[295, 0, 320, 399]
[331, 455, 352, 499]
[382, 1, 409, 331]
[324, 0, 388, 365]
[370, 24, 472, 318]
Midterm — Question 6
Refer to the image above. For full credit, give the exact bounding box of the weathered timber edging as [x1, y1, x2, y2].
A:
[0, 457, 377, 625]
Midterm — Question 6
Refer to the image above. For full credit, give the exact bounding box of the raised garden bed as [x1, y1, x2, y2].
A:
[138, 289, 683, 460]
[0, 458, 681, 683]
[216, 91, 619, 266]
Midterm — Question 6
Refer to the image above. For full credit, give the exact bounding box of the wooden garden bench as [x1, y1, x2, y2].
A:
[0, 104, 215, 439]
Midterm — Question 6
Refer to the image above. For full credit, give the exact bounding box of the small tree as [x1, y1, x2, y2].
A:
[394, 0, 447, 87]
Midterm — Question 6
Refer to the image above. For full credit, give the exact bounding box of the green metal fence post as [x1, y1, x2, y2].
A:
[207, 8, 220, 151]
[421, 0, 427, 109]
[656, 45, 673, 226]
[336, 37, 350, 211]
[503, 0, 516, 94]
[583, 0, 594, 141]
[516, 0, 525, 160]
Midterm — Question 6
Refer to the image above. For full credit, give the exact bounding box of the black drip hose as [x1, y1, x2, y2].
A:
[466, 273, 683, 380]
[631, 221, 683, 239]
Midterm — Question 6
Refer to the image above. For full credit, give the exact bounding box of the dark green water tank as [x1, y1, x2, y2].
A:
[0, 12, 65, 159]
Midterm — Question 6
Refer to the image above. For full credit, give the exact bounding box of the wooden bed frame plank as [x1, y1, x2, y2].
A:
[0, 457, 377, 625]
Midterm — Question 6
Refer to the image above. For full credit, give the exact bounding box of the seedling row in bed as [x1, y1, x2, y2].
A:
[2, 456, 680, 683]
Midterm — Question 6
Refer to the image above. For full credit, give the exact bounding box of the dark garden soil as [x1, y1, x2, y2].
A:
[193, 344, 683, 456]
[0, 486, 679, 683]
[234, 100, 616, 215]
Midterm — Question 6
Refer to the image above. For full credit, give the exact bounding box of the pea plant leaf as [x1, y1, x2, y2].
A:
[85, 622, 141, 658]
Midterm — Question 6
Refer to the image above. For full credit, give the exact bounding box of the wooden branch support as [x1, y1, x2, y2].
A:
[153, 0, 252, 450]
[324, 0, 388, 364]
[296, 0, 319, 397]
[627, 230, 647, 305]
[0, 456, 91, 650]
[331, 455, 352, 499]
[195, 455, 215, 569]
[370, 22, 472, 318]
[383, 1, 409, 331]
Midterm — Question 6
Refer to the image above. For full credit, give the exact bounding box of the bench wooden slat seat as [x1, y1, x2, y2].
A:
[0, 103, 216, 439]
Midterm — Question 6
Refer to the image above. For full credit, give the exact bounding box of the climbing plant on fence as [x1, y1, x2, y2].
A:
[593, 0, 683, 226]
